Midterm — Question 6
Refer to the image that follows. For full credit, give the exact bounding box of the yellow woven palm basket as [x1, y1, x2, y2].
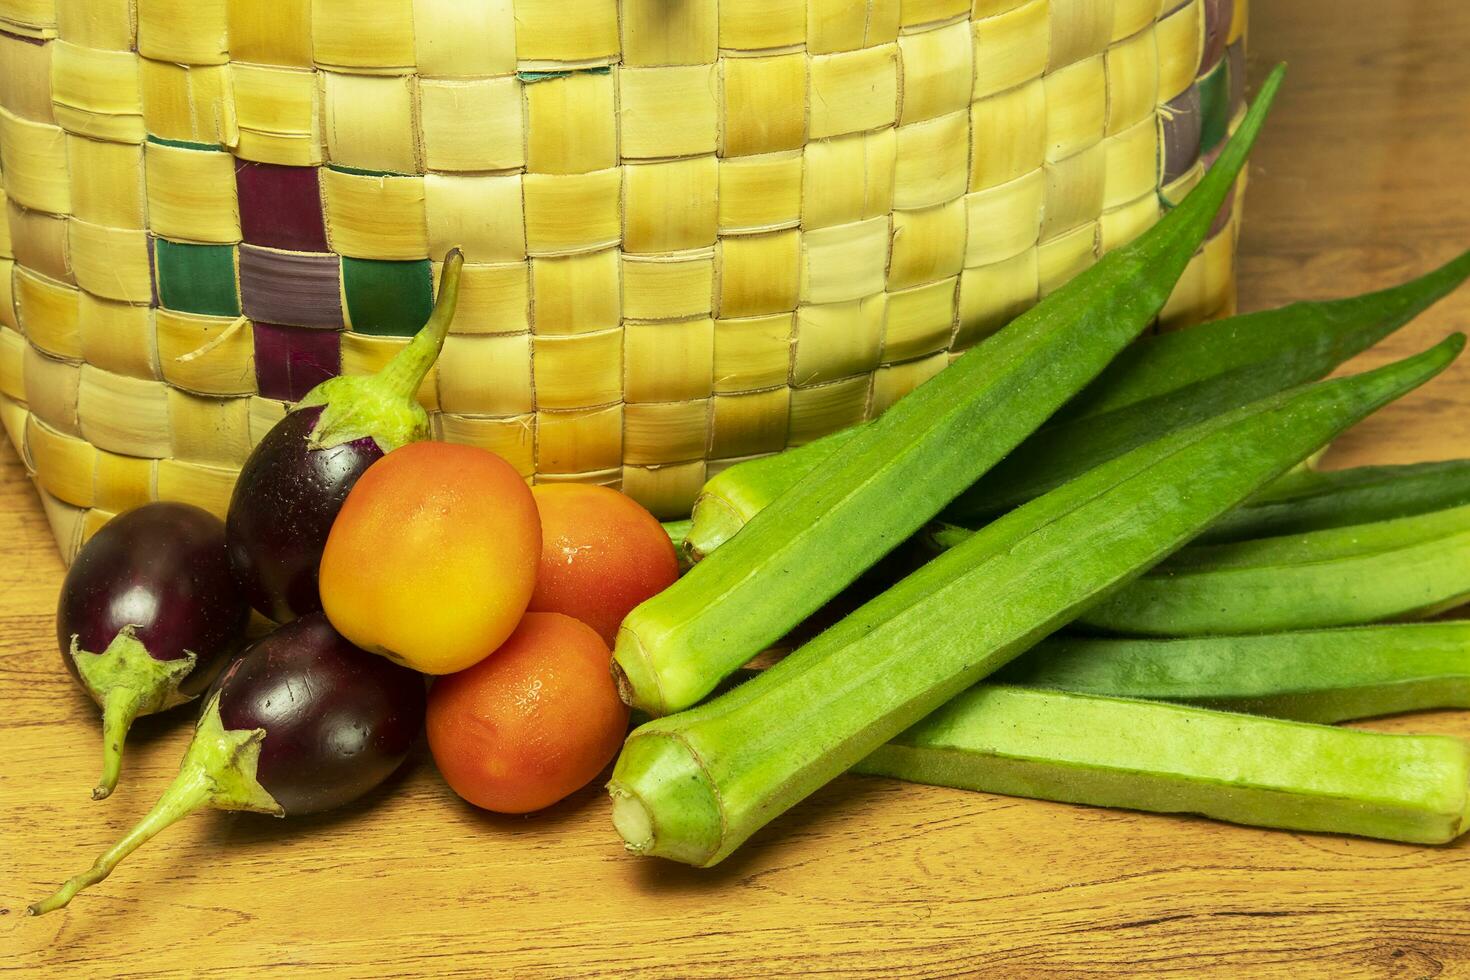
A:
[0, 0, 1247, 559]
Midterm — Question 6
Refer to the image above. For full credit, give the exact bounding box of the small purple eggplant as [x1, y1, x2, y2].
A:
[58, 502, 249, 801]
[29, 613, 425, 916]
[227, 248, 464, 622]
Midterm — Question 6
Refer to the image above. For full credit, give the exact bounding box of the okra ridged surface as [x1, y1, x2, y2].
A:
[616, 68, 1287, 718]
[854, 687, 1470, 845]
[607, 334, 1462, 867]
[1001, 623, 1470, 723]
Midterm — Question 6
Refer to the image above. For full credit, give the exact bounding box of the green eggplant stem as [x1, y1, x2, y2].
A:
[377, 247, 465, 403]
[70, 627, 197, 802]
[29, 695, 282, 916]
[94, 687, 144, 801]
[300, 247, 465, 453]
[29, 764, 215, 916]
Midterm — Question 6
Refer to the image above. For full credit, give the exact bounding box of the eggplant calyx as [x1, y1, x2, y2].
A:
[299, 247, 465, 454]
[71, 628, 199, 801]
[28, 695, 282, 916]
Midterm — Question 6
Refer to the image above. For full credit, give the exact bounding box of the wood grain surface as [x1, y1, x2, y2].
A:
[4, 3, 1470, 976]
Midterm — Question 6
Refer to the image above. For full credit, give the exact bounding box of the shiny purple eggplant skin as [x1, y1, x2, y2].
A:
[226, 405, 382, 623]
[58, 502, 248, 696]
[210, 613, 425, 815]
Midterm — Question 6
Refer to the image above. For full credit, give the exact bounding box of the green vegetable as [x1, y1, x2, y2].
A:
[686, 431, 859, 559]
[1079, 500, 1470, 635]
[852, 686, 1469, 845]
[1000, 623, 1470, 723]
[685, 250, 1470, 556]
[605, 333, 1462, 866]
[1199, 458, 1470, 543]
[615, 67, 1287, 718]
[948, 251, 1470, 521]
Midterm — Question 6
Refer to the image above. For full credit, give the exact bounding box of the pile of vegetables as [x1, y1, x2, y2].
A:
[31, 249, 675, 914]
[26, 64, 1470, 913]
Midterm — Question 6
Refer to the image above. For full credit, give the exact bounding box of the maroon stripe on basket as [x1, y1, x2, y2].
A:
[1160, 85, 1203, 185]
[1201, 0, 1232, 73]
[239, 245, 344, 329]
[253, 321, 341, 401]
[1227, 41, 1247, 117]
[235, 161, 329, 252]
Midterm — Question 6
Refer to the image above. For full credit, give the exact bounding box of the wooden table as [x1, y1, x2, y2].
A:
[5, 4, 1470, 976]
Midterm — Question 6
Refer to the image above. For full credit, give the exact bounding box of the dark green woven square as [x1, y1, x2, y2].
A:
[154, 239, 240, 317]
[342, 257, 433, 337]
[1198, 59, 1231, 154]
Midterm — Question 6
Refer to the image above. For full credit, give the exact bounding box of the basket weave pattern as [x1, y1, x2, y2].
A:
[0, 0, 1247, 556]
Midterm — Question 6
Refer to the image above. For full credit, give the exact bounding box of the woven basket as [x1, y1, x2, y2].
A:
[0, 0, 1247, 559]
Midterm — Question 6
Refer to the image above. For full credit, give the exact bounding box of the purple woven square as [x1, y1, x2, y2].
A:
[253, 321, 342, 402]
[1201, 0, 1232, 73]
[236, 162, 329, 252]
[1227, 41, 1247, 117]
[1160, 85, 1203, 185]
[239, 245, 344, 329]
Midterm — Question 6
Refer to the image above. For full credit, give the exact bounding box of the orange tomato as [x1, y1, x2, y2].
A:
[319, 442, 540, 675]
[426, 612, 629, 813]
[527, 484, 680, 646]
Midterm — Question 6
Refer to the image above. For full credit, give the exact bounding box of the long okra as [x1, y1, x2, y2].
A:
[852, 686, 1469, 845]
[1000, 623, 1470, 723]
[1079, 501, 1470, 635]
[1198, 458, 1470, 543]
[606, 335, 1462, 866]
[948, 260, 1470, 521]
[685, 249, 1470, 556]
[614, 67, 1286, 717]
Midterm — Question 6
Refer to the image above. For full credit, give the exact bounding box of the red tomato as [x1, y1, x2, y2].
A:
[527, 484, 680, 646]
[426, 612, 630, 813]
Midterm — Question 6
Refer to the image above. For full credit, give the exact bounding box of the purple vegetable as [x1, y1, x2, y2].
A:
[57, 502, 249, 801]
[227, 249, 464, 622]
[29, 614, 425, 916]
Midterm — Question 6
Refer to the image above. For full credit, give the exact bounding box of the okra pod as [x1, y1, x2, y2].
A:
[1198, 458, 1470, 543]
[1001, 623, 1470, 723]
[606, 335, 1462, 866]
[853, 686, 1469, 845]
[616, 67, 1286, 717]
[1079, 501, 1470, 635]
[685, 431, 859, 559]
[686, 251, 1470, 557]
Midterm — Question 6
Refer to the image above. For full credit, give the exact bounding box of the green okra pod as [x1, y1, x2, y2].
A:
[685, 252, 1470, 557]
[1079, 501, 1470, 635]
[615, 67, 1286, 717]
[1198, 457, 1470, 543]
[1000, 623, 1470, 723]
[853, 686, 1469, 845]
[606, 334, 1463, 866]
[947, 254, 1470, 522]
